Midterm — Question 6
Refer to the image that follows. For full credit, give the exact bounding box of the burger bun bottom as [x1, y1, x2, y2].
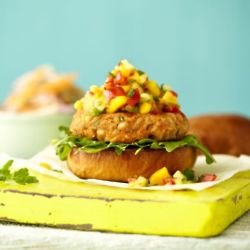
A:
[67, 147, 197, 182]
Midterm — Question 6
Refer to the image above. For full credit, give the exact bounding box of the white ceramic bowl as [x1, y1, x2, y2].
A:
[0, 110, 72, 158]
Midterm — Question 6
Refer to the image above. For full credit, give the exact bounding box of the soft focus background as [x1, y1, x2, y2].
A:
[0, 0, 249, 116]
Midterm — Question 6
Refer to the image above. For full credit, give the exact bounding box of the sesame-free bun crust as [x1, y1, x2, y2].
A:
[67, 147, 197, 182]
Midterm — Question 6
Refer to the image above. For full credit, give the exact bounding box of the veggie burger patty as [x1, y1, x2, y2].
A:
[70, 111, 189, 143]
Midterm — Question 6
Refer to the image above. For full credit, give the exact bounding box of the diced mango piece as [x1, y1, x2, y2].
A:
[149, 167, 171, 185]
[111, 68, 118, 75]
[107, 96, 128, 113]
[114, 60, 135, 77]
[90, 85, 103, 96]
[130, 71, 140, 82]
[130, 72, 147, 84]
[139, 102, 152, 114]
[162, 91, 178, 105]
[145, 80, 161, 97]
[122, 85, 130, 93]
[74, 100, 83, 111]
[161, 84, 172, 92]
[120, 59, 135, 70]
[138, 74, 147, 84]
[131, 82, 143, 93]
[120, 68, 132, 77]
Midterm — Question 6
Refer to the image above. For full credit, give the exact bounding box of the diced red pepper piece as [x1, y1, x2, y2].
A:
[104, 90, 115, 100]
[114, 71, 127, 85]
[168, 178, 175, 185]
[163, 177, 175, 185]
[127, 88, 140, 106]
[104, 81, 115, 90]
[166, 105, 180, 113]
[113, 86, 126, 96]
[199, 173, 217, 182]
[127, 177, 137, 183]
[104, 87, 125, 100]
[105, 75, 114, 84]
[151, 102, 160, 114]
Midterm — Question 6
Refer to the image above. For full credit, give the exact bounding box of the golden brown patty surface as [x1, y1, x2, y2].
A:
[70, 111, 189, 143]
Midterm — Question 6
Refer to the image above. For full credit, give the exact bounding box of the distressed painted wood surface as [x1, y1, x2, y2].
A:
[0, 170, 249, 237]
[0, 211, 249, 250]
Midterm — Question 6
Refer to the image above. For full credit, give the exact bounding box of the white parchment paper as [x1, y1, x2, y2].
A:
[0, 146, 249, 191]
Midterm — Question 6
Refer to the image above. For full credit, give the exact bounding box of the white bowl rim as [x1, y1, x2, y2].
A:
[0, 106, 73, 120]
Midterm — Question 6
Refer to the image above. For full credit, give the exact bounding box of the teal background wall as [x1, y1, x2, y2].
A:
[0, 0, 249, 116]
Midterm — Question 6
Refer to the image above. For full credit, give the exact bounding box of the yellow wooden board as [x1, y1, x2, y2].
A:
[0, 170, 249, 237]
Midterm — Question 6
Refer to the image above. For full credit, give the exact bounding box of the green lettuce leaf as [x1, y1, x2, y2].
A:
[55, 127, 215, 164]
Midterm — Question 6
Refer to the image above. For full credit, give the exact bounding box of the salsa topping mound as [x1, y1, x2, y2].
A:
[75, 59, 181, 116]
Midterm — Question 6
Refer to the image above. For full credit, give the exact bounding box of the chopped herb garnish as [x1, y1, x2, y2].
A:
[0, 160, 39, 185]
[108, 72, 115, 78]
[127, 79, 137, 84]
[127, 88, 135, 97]
[52, 169, 63, 173]
[182, 169, 195, 181]
[0, 160, 13, 181]
[137, 70, 145, 75]
[13, 168, 39, 185]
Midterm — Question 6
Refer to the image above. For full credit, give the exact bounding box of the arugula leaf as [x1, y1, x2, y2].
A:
[135, 138, 155, 146]
[181, 135, 215, 164]
[108, 142, 128, 155]
[55, 128, 215, 164]
[0, 160, 39, 185]
[56, 139, 72, 161]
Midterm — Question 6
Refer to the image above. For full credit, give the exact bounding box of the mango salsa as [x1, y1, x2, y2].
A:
[75, 60, 181, 116]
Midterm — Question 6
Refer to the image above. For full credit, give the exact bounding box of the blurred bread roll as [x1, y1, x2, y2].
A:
[189, 114, 250, 156]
